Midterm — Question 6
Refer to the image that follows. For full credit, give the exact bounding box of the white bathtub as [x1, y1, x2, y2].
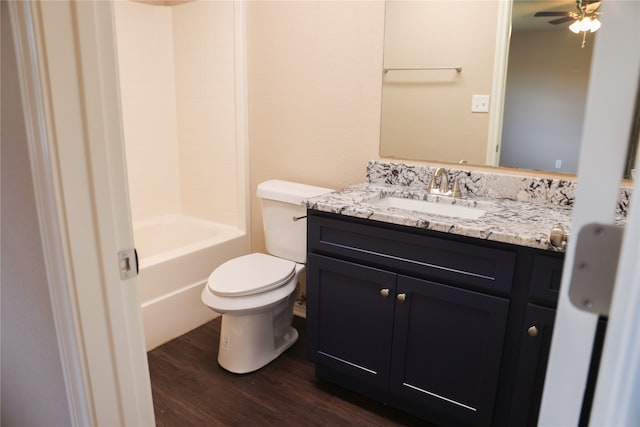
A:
[134, 215, 249, 350]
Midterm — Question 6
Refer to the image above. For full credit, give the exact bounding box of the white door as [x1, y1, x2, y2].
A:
[9, 1, 155, 425]
[539, 1, 640, 425]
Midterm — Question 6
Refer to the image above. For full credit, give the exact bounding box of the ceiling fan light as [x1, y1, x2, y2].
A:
[589, 18, 602, 32]
[569, 20, 582, 33]
[569, 17, 595, 33]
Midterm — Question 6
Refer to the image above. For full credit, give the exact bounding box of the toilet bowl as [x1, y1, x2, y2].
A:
[202, 253, 305, 373]
[201, 180, 332, 374]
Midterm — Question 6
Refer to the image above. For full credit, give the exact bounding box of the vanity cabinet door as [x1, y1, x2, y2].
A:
[389, 275, 510, 427]
[306, 254, 397, 390]
[508, 303, 556, 427]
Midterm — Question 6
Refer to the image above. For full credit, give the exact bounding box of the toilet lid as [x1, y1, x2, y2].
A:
[208, 253, 296, 297]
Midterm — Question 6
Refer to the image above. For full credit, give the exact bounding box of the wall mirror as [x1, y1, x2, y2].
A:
[380, 0, 638, 179]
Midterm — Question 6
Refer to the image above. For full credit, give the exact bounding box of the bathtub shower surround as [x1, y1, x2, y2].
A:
[114, 1, 250, 350]
[134, 215, 246, 350]
[115, 0, 244, 227]
[134, 216, 242, 266]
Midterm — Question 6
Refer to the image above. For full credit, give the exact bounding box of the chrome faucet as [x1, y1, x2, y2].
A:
[428, 167, 461, 198]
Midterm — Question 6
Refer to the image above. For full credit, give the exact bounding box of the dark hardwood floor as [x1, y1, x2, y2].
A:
[148, 315, 437, 426]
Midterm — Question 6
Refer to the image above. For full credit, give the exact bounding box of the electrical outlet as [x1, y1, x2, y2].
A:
[471, 95, 490, 113]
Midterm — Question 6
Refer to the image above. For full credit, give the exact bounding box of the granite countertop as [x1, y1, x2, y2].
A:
[304, 161, 631, 253]
[305, 183, 575, 252]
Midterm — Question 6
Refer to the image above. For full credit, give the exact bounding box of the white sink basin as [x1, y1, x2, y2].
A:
[371, 197, 486, 219]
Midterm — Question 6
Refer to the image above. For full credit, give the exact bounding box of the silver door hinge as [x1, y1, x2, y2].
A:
[118, 248, 139, 280]
[568, 222, 623, 316]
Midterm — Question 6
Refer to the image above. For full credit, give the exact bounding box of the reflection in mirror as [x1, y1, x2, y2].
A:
[380, 0, 638, 179]
[500, 0, 595, 174]
[380, 1, 499, 166]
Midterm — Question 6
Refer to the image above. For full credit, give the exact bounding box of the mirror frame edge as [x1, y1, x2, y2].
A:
[485, 0, 513, 167]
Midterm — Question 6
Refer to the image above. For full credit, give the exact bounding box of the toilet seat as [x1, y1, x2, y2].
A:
[208, 253, 296, 297]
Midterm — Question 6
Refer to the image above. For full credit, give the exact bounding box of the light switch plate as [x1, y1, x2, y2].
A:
[471, 95, 490, 113]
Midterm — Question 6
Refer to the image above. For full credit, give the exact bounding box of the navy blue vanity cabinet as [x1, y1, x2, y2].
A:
[389, 275, 509, 427]
[507, 303, 556, 426]
[304, 210, 611, 426]
[306, 210, 517, 427]
[306, 254, 397, 391]
[505, 254, 563, 426]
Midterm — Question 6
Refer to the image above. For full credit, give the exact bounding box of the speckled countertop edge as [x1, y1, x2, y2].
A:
[306, 183, 583, 252]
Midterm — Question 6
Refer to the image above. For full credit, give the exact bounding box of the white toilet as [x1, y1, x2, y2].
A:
[201, 180, 332, 374]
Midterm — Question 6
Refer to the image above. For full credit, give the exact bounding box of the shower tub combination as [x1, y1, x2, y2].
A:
[133, 214, 248, 350]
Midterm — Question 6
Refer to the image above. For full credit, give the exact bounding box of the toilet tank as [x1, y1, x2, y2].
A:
[257, 180, 333, 264]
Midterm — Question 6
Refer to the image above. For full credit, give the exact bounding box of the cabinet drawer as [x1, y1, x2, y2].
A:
[308, 213, 516, 295]
[529, 254, 563, 306]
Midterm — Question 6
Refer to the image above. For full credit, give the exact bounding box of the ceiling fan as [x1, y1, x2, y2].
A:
[535, 0, 602, 47]
[534, 0, 602, 28]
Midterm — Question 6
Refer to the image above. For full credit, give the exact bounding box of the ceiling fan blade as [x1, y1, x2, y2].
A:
[585, 1, 602, 13]
[549, 16, 576, 25]
[534, 11, 571, 17]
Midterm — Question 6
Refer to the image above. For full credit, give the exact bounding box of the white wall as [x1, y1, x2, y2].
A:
[114, 0, 240, 227]
[247, 0, 385, 251]
[1, 3, 72, 424]
[114, 1, 182, 222]
[500, 30, 593, 174]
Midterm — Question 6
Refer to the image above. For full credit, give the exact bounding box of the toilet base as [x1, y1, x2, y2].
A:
[217, 311, 299, 374]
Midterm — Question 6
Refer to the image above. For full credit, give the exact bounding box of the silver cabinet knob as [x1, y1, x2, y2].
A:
[396, 293, 406, 302]
[380, 288, 390, 298]
[528, 326, 539, 337]
[550, 224, 568, 249]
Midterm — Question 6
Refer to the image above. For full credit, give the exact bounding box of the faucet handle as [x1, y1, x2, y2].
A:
[452, 177, 462, 198]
